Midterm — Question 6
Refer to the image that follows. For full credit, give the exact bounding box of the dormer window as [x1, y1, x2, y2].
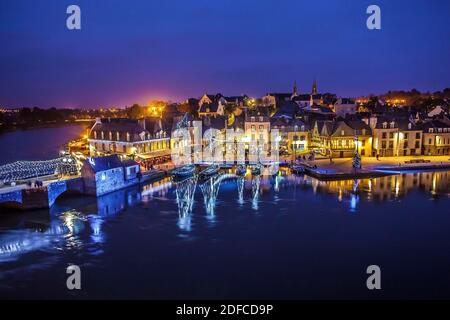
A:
[362, 129, 366, 135]
[390, 121, 395, 129]
[251, 116, 255, 122]
[116, 132, 120, 140]
[259, 116, 263, 122]
[301, 125, 305, 131]
[408, 123, 412, 130]
[126, 132, 130, 142]
[109, 131, 112, 140]
[94, 131, 97, 139]
[382, 122, 387, 129]
[438, 128, 442, 133]
[101, 131, 104, 139]
[429, 128, 433, 133]
[341, 130, 345, 136]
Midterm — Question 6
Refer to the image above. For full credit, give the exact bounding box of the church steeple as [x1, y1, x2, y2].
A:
[312, 79, 317, 95]
[293, 80, 298, 96]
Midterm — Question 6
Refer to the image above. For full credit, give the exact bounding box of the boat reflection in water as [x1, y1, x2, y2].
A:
[173, 176, 197, 232]
[0, 170, 449, 264]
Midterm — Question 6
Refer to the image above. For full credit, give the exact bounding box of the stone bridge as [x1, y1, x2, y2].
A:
[0, 177, 84, 210]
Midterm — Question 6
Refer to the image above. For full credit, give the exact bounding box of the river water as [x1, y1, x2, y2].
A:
[0, 127, 450, 299]
[0, 125, 87, 165]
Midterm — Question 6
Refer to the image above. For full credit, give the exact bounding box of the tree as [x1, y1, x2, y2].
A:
[352, 150, 361, 171]
[224, 104, 237, 116]
[147, 100, 167, 117]
[177, 102, 192, 113]
[127, 104, 143, 119]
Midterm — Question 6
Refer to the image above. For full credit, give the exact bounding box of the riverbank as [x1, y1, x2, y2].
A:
[0, 125, 89, 165]
[302, 156, 450, 180]
[0, 120, 92, 135]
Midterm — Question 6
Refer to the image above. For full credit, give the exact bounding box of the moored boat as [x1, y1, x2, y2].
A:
[199, 164, 219, 178]
[171, 164, 196, 178]
[236, 164, 247, 176]
[251, 165, 262, 176]
[292, 164, 305, 174]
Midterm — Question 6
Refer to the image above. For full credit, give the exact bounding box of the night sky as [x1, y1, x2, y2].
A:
[1, 0, 449, 108]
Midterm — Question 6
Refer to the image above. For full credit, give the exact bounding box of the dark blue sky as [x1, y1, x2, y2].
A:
[0, 0, 449, 108]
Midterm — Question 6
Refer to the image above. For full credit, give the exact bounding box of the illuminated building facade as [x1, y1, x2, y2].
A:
[88, 118, 171, 159]
[421, 120, 450, 155]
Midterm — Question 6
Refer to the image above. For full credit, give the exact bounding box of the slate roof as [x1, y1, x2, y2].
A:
[373, 116, 418, 130]
[270, 117, 308, 132]
[223, 95, 248, 104]
[84, 155, 123, 173]
[292, 94, 311, 102]
[201, 116, 227, 134]
[121, 159, 140, 167]
[335, 98, 355, 105]
[199, 103, 219, 113]
[266, 93, 292, 101]
[273, 101, 298, 118]
[419, 119, 450, 131]
[90, 118, 169, 142]
[330, 119, 372, 136]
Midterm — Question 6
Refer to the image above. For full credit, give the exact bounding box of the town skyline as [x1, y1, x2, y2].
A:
[1, 84, 449, 110]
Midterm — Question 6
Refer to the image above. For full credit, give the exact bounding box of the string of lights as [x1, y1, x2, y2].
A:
[0, 157, 78, 183]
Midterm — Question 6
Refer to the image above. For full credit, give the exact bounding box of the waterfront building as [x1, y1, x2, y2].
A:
[244, 108, 271, 152]
[370, 116, 422, 157]
[420, 119, 450, 155]
[81, 155, 141, 196]
[88, 117, 171, 163]
[270, 116, 309, 154]
[327, 119, 372, 158]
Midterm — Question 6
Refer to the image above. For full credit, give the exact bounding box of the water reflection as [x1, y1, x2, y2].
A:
[199, 176, 221, 220]
[237, 176, 245, 205]
[174, 176, 197, 232]
[251, 176, 261, 210]
[1, 170, 450, 263]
